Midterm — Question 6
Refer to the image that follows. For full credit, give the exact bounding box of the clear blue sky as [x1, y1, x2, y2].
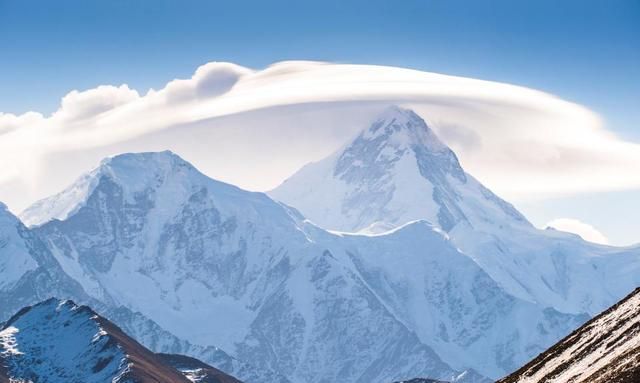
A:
[1, 0, 638, 139]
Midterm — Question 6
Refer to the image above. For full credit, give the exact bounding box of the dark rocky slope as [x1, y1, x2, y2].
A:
[498, 287, 640, 383]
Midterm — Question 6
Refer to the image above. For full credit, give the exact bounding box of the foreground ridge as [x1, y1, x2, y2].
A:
[498, 287, 640, 383]
[0, 298, 243, 383]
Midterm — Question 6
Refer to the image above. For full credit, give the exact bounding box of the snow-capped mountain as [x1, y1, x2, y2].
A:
[19, 150, 590, 382]
[0, 201, 282, 383]
[22, 151, 468, 383]
[0, 298, 242, 383]
[0, 203, 89, 320]
[270, 106, 640, 317]
[498, 287, 640, 383]
[270, 105, 529, 234]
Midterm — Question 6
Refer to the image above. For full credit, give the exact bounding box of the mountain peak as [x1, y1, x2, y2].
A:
[372, 105, 417, 125]
[97, 150, 196, 183]
[100, 150, 188, 171]
[94, 150, 201, 192]
[20, 151, 208, 227]
[271, 106, 529, 233]
[360, 105, 449, 154]
[0, 298, 133, 383]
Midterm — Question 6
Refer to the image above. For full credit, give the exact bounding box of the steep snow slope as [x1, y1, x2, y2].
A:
[270, 106, 640, 316]
[102, 304, 292, 383]
[26, 152, 323, 351]
[0, 203, 89, 321]
[0, 203, 38, 290]
[270, 105, 529, 234]
[22, 151, 588, 382]
[305, 221, 586, 377]
[498, 287, 640, 383]
[0, 299, 205, 383]
[1, 202, 277, 383]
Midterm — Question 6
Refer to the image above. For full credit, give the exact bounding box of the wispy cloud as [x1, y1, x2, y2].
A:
[546, 218, 609, 245]
[1, 61, 639, 212]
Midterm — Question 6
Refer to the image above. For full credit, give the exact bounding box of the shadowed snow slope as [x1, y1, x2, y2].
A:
[271, 106, 640, 317]
[18, 150, 593, 382]
[498, 287, 640, 383]
[0, 204, 90, 318]
[0, 298, 242, 383]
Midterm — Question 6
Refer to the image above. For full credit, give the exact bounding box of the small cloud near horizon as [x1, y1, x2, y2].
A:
[546, 218, 609, 245]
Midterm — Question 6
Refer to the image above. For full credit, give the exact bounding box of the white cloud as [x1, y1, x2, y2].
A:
[54, 84, 140, 123]
[0, 111, 43, 135]
[0, 60, 639, 214]
[164, 62, 251, 103]
[546, 218, 610, 245]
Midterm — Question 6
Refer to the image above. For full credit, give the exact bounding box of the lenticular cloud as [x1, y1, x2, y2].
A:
[1, 61, 639, 212]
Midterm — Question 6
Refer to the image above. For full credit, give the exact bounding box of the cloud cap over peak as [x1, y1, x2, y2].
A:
[1, 60, 639, 218]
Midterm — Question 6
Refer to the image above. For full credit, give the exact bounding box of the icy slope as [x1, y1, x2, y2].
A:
[101, 303, 292, 383]
[498, 287, 640, 383]
[306, 221, 586, 378]
[1, 201, 275, 383]
[270, 105, 529, 234]
[23, 151, 588, 382]
[0, 202, 38, 290]
[0, 298, 216, 383]
[270, 106, 640, 316]
[0, 203, 89, 321]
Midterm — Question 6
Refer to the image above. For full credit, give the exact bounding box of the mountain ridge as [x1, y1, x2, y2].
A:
[0, 298, 243, 383]
[16, 145, 592, 381]
[270, 105, 530, 234]
[271, 105, 640, 317]
[498, 287, 640, 383]
[10, 105, 639, 382]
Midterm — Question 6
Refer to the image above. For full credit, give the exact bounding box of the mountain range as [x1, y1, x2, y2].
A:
[1, 105, 638, 382]
[271, 106, 640, 317]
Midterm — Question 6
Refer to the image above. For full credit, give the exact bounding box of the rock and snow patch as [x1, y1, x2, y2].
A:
[0, 299, 129, 383]
[0, 299, 244, 383]
[499, 287, 640, 383]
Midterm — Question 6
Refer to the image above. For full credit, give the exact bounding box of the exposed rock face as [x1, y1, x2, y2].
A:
[498, 287, 640, 383]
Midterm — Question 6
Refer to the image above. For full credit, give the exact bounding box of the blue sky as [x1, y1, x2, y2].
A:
[1, 0, 639, 139]
[0, 0, 638, 244]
